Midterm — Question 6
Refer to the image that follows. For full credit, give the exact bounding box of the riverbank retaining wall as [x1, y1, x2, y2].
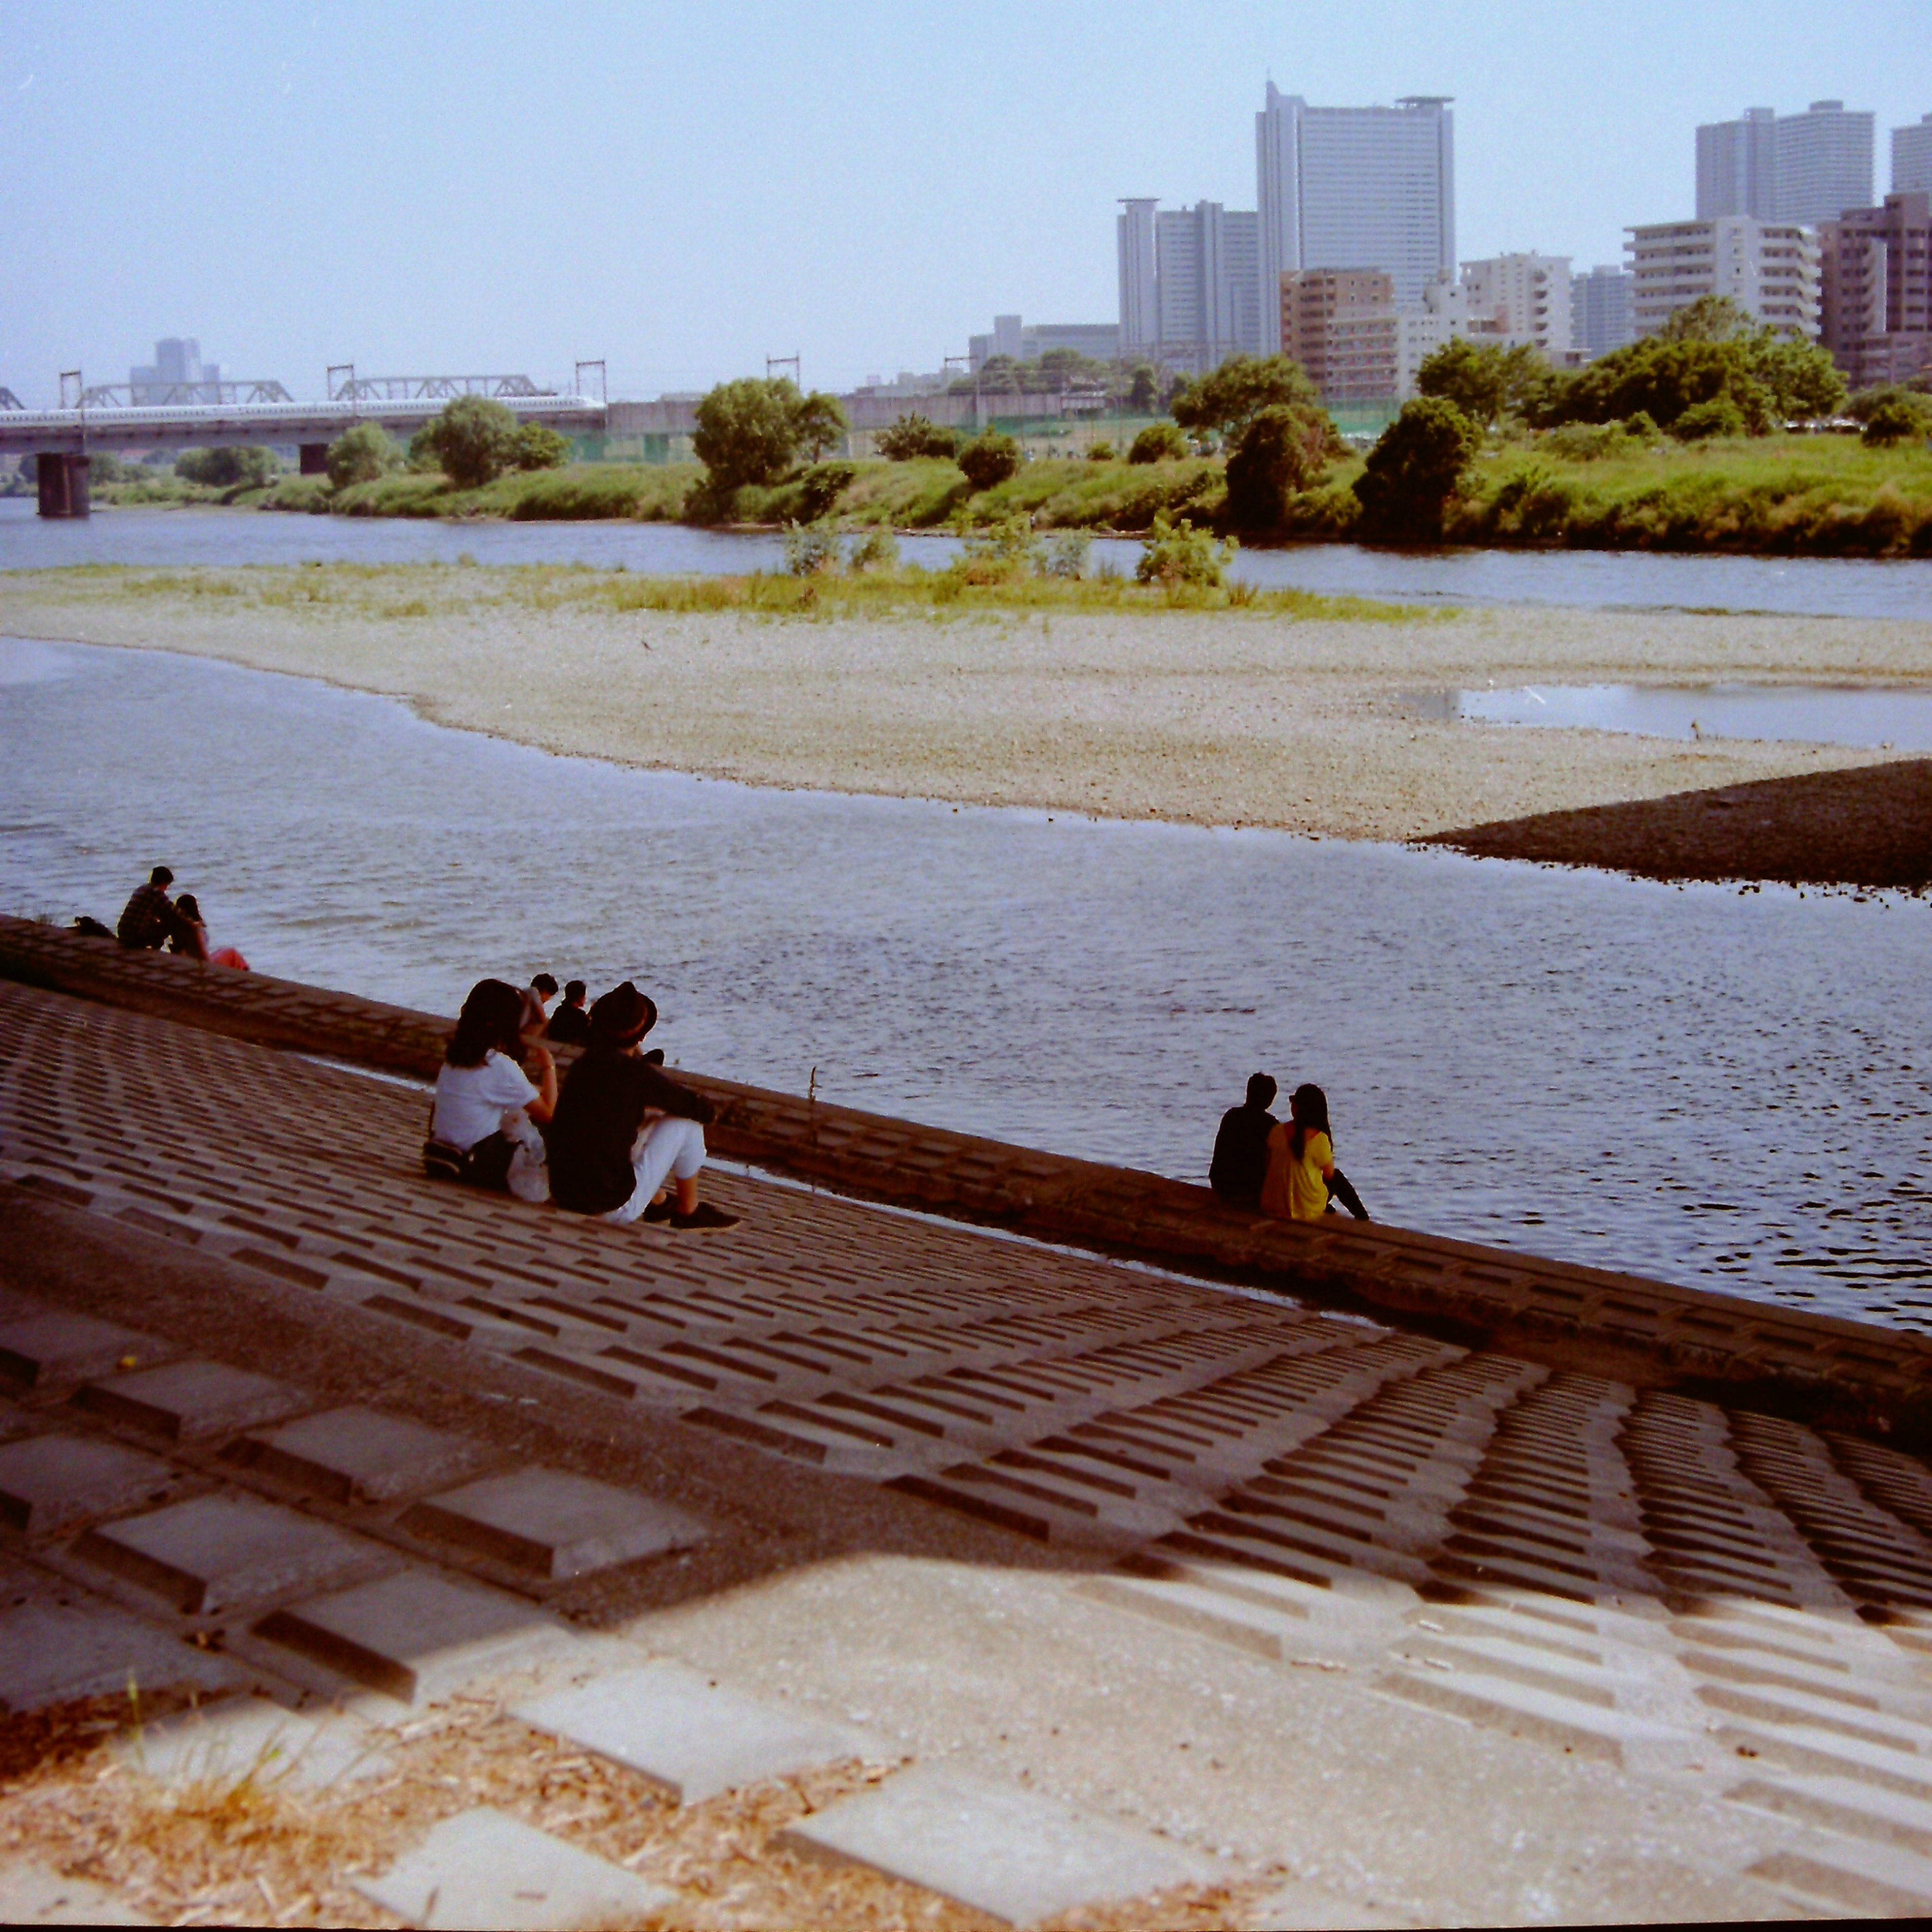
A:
[4, 914, 1926, 1434]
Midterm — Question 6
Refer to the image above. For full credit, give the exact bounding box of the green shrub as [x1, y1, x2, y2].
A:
[1863, 396, 1932, 446]
[876, 414, 957, 461]
[1352, 397, 1480, 537]
[1623, 411, 1660, 442]
[1224, 403, 1338, 531]
[782, 522, 844, 576]
[848, 527, 900, 572]
[1135, 513, 1236, 589]
[512, 421, 571, 472]
[421, 396, 520, 488]
[175, 446, 277, 488]
[325, 423, 400, 489]
[957, 430, 1021, 491]
[1127, 423, 1188, 464]
[793, 461, 856, 521]
[1673, 396, 1746, 441]
[1043, 531, 1093, 579]
[953, 515, 1041, 581]
[1544, 422, 1631, 462]
[1086, 440, 1116, 462]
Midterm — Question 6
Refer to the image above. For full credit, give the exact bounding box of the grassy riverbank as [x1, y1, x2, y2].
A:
[80, 430, 1932, 558]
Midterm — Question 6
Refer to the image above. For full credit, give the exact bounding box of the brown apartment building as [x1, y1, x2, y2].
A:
[1819, 191, 1932, 389]
[1279, 269, 1398, 402]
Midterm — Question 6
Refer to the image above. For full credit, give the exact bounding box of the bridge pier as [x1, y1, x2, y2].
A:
[299, 443, 329, 476]
[35, 454, 90, 519]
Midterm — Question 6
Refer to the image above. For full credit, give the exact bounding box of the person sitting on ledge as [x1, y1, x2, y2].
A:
[520, 973, 558, 1040]
[1261, 1082, 1371, 1222]
[1210, 1072, 1278, 1208]
[424, 979, 555, 1200]
[168, 894, 251, 972]
[543, 979, 592, 1046]
[546, 981, 739, 1232]
[116, 866, 181, 951]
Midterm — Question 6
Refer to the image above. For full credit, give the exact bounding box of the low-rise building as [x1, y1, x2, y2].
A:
[1460, 253, 1574, 358]
[967, 317, 1123, 374]
[1819, 191, 1932, 389]
[1280, 269, 1398, 401]
[1627, 217, 1821, 338]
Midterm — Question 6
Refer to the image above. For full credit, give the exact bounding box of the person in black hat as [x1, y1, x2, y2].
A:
[543, 980, 592, 1046]
[546, 981, 740, 1231]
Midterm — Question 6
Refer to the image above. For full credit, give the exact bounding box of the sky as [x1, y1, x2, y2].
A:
[2, 0, 1926, 404]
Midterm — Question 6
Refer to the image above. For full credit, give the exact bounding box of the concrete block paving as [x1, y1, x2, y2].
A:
[74, 1359, 306, 1442]
[0, 1434, 180, 1537]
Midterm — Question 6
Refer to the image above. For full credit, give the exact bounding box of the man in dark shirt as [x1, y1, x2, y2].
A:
[543, 980, 592, 1045]
[1210, 1073, 1277, 1207]
[546, 981, 740, 1231]
[116, 866, 182, 950]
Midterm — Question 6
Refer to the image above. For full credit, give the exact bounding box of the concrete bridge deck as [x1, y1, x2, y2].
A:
[5, 932, 1932, 1922]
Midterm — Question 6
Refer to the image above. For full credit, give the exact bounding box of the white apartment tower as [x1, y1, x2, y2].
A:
[1118, 199, 1262, 371]
[1628, 217, 1822, 339]
[1461, 253, 1575, 358]
[1255, 87, 1456, 346]
[1897, 114, 1932, 195]
[1697, 102, 1875, 226]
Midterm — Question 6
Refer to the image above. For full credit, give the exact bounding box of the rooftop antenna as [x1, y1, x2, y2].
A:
[766, 354, 801, 388]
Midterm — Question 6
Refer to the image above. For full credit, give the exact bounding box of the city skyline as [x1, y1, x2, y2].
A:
[1, 0, 1927, 401]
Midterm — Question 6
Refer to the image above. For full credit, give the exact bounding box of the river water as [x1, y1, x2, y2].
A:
[5, 498, 1931, 619]
[3, 635, 1927, 1331]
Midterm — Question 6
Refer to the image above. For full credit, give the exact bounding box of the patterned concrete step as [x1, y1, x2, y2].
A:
[0, 1310, 162, 1388]
[1726, 1770, 1932, 1859]
[255, 1568, 577, 1703]
[228, 1406, 494, 1505]
[354, 1806, 678, 1929]
[1075, 1572, 1309, 1661]
[1749, 1840, 1932, 1915]
[74, 1360, 306, 1442]
[513, 1662, 889, 1803]
[781, 1763, 1218, 1926]
[0, 1861, 152, 1925]
[1373, 1663, 1681, 1767]
[74, 1493, 392, 1614]
[401, 1469, 707, 1581]
[0, 1433, 181, 1536]
[0, 1598, 244, 1713]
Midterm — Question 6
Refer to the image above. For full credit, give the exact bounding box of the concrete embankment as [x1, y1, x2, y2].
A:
[3, 915, 1923, 1435]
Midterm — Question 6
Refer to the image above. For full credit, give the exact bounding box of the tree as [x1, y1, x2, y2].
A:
[512, 421, 572, 472]
[1416, 338, 1508, 427]
[956, 430, 1020, 491]
[174, 446, 276, 488]
[1672, 395, 1746, 441]
[876, 414, 957, 461]
[693, 377, 803, 489]
[1660, 294, 1753, 343]
[421, 395, 520, 488]
[1863, 395, 1932, 445]
[1223, 403, 1339, 530]
[325, 422, 400, 489]
[1749, 334, 1846, 421]
[1352, 397, 1480, 538]
[1124, 365, 1160, 413]
[1541, 326, 1843, 431]
[1169, 354, 1319, 439]
[794, 391, 849, 463]
[1127, 422, 1188, 464]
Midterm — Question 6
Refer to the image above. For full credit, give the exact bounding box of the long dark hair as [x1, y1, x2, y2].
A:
[447, 979, 525, 1068]
[1289, 1082, 1330, 1160]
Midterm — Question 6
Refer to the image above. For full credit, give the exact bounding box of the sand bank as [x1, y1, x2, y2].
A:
[3, 565, 1929, 849]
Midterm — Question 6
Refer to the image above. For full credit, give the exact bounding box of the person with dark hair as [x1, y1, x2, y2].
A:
[116, 866, 180, 951]
[544, 980, 591, 1046]
[1260, 1083, 1370, 1222]
[1210, 1072, 1278, 1207]
[547, 981, 739, 1231]
[520, 973, 559, 1039]
[424, 978, 556, 1198]
[168, 894, 251, 971]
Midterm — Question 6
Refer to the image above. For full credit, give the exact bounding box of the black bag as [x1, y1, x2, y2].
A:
[422, 1131, 516, 1192]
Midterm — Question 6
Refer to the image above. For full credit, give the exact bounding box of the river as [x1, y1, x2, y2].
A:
[5, 498, 1931, 620]
[4, 635, 1927, 1333]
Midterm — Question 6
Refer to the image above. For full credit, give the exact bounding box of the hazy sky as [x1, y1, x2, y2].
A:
[2, 1, 1925, 403]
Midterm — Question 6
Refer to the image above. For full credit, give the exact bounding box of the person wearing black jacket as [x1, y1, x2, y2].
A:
[1211, 1071, 1370, 1219]
[546, 981, 739, 1231]
[544, 980, 592, 1045]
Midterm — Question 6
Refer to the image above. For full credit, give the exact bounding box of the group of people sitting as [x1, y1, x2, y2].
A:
[1210, 1074, 1370, 1223]
[88, 865, 251, 970]
[425, 974, 739, 1234]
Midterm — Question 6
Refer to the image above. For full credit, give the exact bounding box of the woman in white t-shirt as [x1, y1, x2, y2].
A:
[426, 979, 557, 1199]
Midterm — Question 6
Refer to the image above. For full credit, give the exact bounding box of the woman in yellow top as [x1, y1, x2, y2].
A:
[1260, 1083, 1336, 1222]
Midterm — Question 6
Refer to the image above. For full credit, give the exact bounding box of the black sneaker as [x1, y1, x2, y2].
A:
[642, 1197, 675, 1224]
[670, 1202, 741, 1233]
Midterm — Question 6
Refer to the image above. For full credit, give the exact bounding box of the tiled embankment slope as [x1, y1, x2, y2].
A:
[2, 915, 1925, 1422]
[13, 951, 1932, 1916]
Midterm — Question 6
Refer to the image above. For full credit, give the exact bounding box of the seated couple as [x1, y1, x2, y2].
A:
[1210, 1074, 1369, 1223]
[426, 978, 740, 1232]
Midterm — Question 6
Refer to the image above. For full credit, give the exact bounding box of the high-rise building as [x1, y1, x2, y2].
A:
[129, 337, 221, 404]
[1696, 103, 1874, 227]
[1279, 270, 1398, 401]
[1628, 217, 1822, 339]
[1115, 200, 1261, 372]
[1573, 265, 1636, 360]
[1255, 88, 1455, 342]
[1460, 253, 1574, 358]
[1896, 114, 1932, 196]
[1818, 192, 1932, 388]
[1697, 108, 1777, 219]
